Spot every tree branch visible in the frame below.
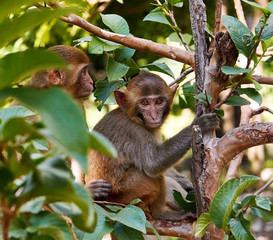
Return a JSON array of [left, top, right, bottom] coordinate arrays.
[[211, 122, 273, 168]]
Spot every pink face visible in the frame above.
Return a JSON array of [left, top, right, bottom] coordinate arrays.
[[137, 95, 168, 129]]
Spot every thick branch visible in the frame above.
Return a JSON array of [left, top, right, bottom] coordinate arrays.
[[148, 220, 194, 239], [60, 14, 195, 67], [211, 122, 273, 168]]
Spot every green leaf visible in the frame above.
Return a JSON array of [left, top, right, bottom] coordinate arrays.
[[173, 190, 196, 212], [145, 221, 160, 240], [143, 11, 171, 25], [0, 106, 35, 132], [0, 166, 14, 192], [19, 197, 45, 214], [74, 215, 113, 240], [0, 88, 89, 172], [210, 176, 259, 230], [215, 108, 225, 117], [115, 46, 136, 62], [229, 218, 255, 240], [101, 14, 130, 35], [9, 217, 28, 239], [251, 205, 273, 222], [88, 36, 121, 54], [113, 222, 145, 240], [0, 0, 40, 22], [222, 15, 255, 58], [221, 66, 251, 75], [1, 117, 43, 143], [195, 213, 211, 237], [225, 95, 250, 106], [110, 205, 147, 233], [242, 0, 271, 15], [167, 0, 183, 5], [237, 88, 262, 105], [0, 49, 66, 90], [249, 77, 263, 91], [0, 7, 76, 48], [107, 56, 130, 81], [141, 62, 175, 78], [255, 14, 273, 40], [267, 1, 273, 12], [94, 78, 126, 110], [241, 195, 271, 211], [194, 93, 212, 105], [27, 211, 74, 240], [89, 130, 117, 158]]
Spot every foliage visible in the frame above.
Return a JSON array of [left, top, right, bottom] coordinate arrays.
[[0, 1, 118, 239], [195, 176, 273, 239], [74, 200, 160, 240]]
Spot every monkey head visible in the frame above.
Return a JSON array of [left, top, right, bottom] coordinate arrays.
[[114, 70, 177, 129], [28, 45, 93, 99]]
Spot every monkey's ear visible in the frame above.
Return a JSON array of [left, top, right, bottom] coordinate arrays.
[[47, 70, 64, 86], [114, 90, 126, 110]]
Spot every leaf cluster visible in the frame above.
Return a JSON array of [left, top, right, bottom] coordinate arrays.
[[195, 176, 273, 240], [0, 1, 118, 239]]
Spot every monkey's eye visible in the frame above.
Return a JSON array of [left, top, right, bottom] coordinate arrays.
[[140, 99, 149, 106], [155, 99, 163, 105]]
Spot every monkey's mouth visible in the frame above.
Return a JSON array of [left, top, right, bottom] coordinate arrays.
[[145, 121, 161, 129]]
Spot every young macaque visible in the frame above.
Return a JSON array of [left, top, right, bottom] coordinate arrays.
[[85, 70, 218, 219], [27, 45, 93, 100]]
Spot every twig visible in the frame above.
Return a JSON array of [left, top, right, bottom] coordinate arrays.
[[161, 0, 190, 51], [94, 200, 127, 208], [47, 2, 195, 66], [168, 68, 194, 86], [233, 0, 247, 26], [255, 178, 273, 195], [250, 106, 273, 118]]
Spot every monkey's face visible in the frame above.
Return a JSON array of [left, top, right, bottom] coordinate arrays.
[[65, 64, 93, 99], [137, 95, 169, 129]]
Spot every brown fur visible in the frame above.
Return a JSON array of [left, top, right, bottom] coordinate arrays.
[[86, 71, 219, 219]]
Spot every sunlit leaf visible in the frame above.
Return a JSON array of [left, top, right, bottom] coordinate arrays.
[[0, 88, 89, 171], [142, 62, 175, 78], [210, 176, 259, 230], [195, 213, 211, 237], [0, 106, 35, 132], [242, 0, 271, 15], [101, 14, 130, 35], [0, 7, 76, 48], [143, 11, 171, 25]]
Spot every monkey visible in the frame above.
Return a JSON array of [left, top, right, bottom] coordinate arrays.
[[85, 70, 219, 220], [27, 45, 93, 101], [12, 45, 111, 191]]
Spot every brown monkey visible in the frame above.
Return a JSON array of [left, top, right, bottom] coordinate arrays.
[[85, 70, 219, 219], [23, 45, 111, 192], [27, 45, 93, 101]]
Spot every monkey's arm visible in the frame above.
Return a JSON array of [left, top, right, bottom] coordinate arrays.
[[143, 113, 218, 176]]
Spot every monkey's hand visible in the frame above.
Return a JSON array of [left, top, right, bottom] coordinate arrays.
[[86, 180, 112, 199], [192, 113, 219, 134]]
